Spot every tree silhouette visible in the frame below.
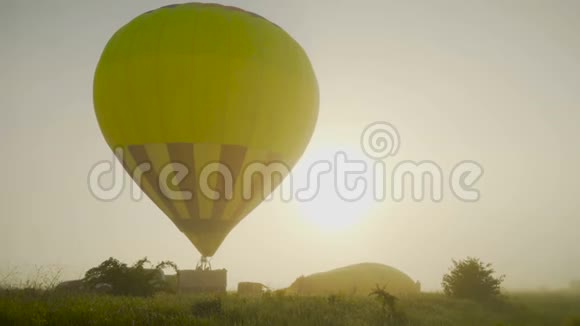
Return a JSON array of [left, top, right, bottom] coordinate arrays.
[[83, 257, 177, 296], [442, 257, 505, 301]]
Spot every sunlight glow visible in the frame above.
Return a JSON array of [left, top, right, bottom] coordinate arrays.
[[292, 146, 376, 231]]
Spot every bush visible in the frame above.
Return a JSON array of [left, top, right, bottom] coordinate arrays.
[[442, 257, 505, 301], [369, 285, 407, 324], [83, 257, 176, 297]]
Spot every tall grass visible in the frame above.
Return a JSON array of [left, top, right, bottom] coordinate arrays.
[[0, 289, 579, 325], [0, 265, 63, 291]]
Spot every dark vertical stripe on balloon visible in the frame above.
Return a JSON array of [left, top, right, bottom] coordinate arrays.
[[230, 151, 271, 221], [211, 144, 248, 220], [128, 144, 182, 227], [116, 148, 135, 181], [231, 150, 287, 221], [166, 142, 199, 220]]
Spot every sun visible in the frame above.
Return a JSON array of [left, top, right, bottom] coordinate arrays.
[[291, 145, 376, 231]]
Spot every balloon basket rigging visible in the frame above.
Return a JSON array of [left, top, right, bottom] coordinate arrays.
[[196, 256, 212, 271]]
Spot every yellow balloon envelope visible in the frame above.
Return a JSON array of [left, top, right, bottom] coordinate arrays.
[[93, 3, 318, 258]]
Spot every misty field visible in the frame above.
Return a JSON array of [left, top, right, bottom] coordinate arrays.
[[1, 290, 579, 326]]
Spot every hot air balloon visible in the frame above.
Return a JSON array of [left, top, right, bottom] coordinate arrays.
[[93, 3, 318, 268]]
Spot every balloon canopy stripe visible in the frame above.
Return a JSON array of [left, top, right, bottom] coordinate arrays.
[[123, 142, 285, 257], [128, 144, 182, 224], [167, 142, 199, 221]]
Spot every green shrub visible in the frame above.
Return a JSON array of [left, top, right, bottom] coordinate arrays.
[[83, 257, 175, 297], [442, 257, 505, 301]]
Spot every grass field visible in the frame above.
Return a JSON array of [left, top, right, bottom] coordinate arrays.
[[1, 289, 579, 325]]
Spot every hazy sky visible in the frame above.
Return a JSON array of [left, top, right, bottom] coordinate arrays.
[[1, 0, 579, 291]]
